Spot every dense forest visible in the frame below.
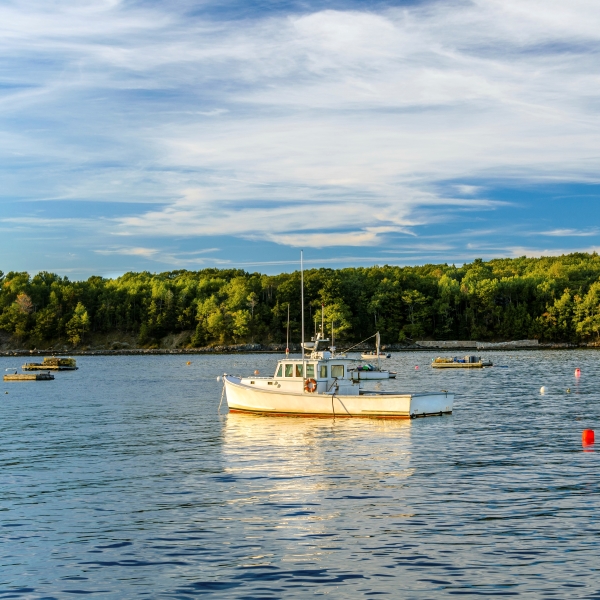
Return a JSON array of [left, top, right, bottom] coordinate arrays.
[[2, 252, 600, 348]]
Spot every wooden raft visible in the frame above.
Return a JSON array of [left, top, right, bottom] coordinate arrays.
[[22, 357, 77, 371], [4, 373, 55, 381], [431, 362, 486, 369]]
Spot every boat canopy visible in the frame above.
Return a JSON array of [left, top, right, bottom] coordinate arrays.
[[273, 356, 353, 380]]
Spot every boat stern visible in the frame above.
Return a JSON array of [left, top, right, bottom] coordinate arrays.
[[409, 391, 454, 417]]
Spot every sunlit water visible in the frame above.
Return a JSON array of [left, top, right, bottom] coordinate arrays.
[[1, 351, 599, 598]]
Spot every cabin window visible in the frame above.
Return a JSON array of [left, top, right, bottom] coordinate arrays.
[[295, 364, 303, 377], [276, 365, 282, 377], [285, 364, 293, 377], [306, 364, 315, 378], [320, 364, 327, 378], [331, 365, 344, 378]]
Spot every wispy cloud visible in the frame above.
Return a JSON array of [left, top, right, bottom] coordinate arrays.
[[539, 228, 599, 237], [1, 0, 600, 274], [94, 245, 224, 266]]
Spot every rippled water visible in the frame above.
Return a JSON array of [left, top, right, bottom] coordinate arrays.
[[1, 350, 600, 598]]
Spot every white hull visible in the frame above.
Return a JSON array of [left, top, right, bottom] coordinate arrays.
[[224, 375, 453, 418], [351, 370, 397, 380], [361, 353, 389, 360]]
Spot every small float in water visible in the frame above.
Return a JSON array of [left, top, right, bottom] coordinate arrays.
[[432, 356, 492, 369], [22, 357, 78, 371]]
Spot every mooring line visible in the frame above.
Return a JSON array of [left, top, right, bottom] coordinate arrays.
[[218, 381, 226, 413]]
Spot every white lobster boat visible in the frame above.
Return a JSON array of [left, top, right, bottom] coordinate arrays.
[[222, 252, 454, 419], [223, 350, 453, 418]]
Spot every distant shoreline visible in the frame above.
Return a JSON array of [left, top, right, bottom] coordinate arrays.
[[0, 343, 594, 357]]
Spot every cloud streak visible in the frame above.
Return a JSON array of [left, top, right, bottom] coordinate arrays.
[[1, 0, 600, 274]]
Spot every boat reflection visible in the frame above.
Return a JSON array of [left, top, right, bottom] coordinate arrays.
[[222, 412, 414, 488], [215, 410, 417, 570]]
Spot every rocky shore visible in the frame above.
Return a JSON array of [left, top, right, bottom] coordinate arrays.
[[0, 341, 596, 357]]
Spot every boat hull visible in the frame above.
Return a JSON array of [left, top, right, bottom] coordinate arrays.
[[224, 376, 453, 418], [350, 370, 397, 380]]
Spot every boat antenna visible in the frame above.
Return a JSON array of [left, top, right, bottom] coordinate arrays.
[[376, 331, 381, 370], [301, 250, 305, 373], [331, 320, 335, 354], [286, 303, 290, 356], [321, 304, 324, 337]]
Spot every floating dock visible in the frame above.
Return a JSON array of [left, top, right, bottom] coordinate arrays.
[[22, 357, 77, 371], [4, 373, 55, 381], [432, 356, 493, 369]]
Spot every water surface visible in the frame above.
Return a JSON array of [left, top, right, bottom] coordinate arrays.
[[1, 351, 599, 598]]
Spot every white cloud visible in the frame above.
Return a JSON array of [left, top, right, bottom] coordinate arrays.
[[1, 0, 600, 260], [95, 246, 160, 258], [455, 185, 483, 196]]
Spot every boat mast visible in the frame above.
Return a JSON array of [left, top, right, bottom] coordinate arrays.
[[286, 303, 290, 356], [376, 331, 380, 370], [321, 304, 324, 338], [331, 320, 335, 354], [301, 250, 305, 377]]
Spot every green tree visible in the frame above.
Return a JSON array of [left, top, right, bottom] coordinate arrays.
[[66, 302, 90, 346], [401, 290, 429, 339]]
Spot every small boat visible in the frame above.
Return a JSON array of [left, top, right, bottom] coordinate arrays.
[[360, 333, 391, 360], [354, 333, 393, 376], [222, 252, 453, 419], [302, 331, 331, 353], [306, 335, 395, 379], [349, 364, 397, 379], [22, 357, 78, 371], [360, 351, 391, 359], [432, 356, 492, 369]]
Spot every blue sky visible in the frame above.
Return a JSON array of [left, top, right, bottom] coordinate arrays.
[[1, 0, 600, 278]]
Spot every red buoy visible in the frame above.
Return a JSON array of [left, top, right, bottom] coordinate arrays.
[[575, 368, 581, 377], [415, 366, 419, 370], [582, 429, 595, 446]]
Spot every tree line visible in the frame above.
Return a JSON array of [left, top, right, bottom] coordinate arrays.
[[2, 252, 600, 348]]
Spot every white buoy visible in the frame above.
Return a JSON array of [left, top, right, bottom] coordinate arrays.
[[216, 375, 222, 382], [540, 386, 547, 394]]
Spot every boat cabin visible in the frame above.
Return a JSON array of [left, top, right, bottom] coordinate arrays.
[[240, 353, 360, 395]]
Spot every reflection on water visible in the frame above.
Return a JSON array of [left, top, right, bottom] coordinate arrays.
[[223, 413, 414, 507], [1, 351, 600, 597], [219, 414, 416, 590]]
